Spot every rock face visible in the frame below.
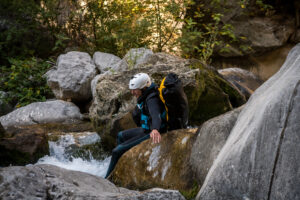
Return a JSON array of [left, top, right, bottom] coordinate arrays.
[[111, 129, 198, 193], [0, 91, 13, 116], [0, 164, 186, 200], [45, 51, 97, 102], [195, 0, 295, 57], [0, 125, 49, 166], [190, 106, 243, 185], [90, 53, 245, 149], [188, 1, 297, 81], [197, 44, 300, 199], [0, 100, 83, 128], [93, 51, 121, 73], [218, 68, 264, 99]]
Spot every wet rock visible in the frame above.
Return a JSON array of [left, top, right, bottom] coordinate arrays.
[[0, 126, 49, 166], [218, 68, 264, 99], [190, 106, 243, 185], [0, 100, 83, 129], [0, 164, 186, 200], [90, 53, 245, 149], [111, 129, 198, 193], [93, 51, 121, 73], [45, 51, 97, 102], [47, 131, 106, 161], [197, 43, 300, 200]]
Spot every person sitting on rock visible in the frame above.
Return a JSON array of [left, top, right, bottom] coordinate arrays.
[[105, 73, 167, 178]]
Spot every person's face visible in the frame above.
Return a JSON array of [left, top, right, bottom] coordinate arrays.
[[131, 89, 142, 98]]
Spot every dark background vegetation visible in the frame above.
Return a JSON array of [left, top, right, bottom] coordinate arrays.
[[0, 0, 280, 107]]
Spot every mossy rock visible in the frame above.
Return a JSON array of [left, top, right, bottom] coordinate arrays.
[[110, 128, 198, 192]]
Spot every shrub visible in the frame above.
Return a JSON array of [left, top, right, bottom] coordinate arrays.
[[0, 58, 53, 107]]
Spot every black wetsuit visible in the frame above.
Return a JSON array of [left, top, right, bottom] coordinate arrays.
[[105, 83, 166, 178]]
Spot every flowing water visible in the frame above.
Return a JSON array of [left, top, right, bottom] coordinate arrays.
[[36, 134, 111, 178]]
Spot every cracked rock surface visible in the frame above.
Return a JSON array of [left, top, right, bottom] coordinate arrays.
[[196, 44, 300, 200], [0, 164, 186, 200]]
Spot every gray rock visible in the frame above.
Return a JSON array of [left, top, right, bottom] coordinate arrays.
[[117, 188, 186, 200], [45, 51, 97, 102], [0, 91, 13, 116], [0, 164, 185, 200], [123, 48, 153, 69], [91, 74, 106, 98], [93, 51, 121, 73], [0, 100, 83, 128], [190, 106, 243, 185], [197, 44, 300, 199]]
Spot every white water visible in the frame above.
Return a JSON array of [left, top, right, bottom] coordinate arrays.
[[36, 134, 111, 178]]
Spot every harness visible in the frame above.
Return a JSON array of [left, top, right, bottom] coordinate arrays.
[[137, 101, 166, 131]]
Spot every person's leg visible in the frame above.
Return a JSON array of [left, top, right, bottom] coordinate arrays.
[[117, 127, 144, 145], [105, 128, 150, 178]]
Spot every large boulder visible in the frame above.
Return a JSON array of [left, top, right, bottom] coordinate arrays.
[[0, 125, 49, 166], [45, 51, 97, 102], [218, 68, 264, 99], [197, 44, 300, 199], [90, 53, 245, 149], [0, 164, 186, 200], [0, 100, 83, 129], [190, 106, 243, 185], [111, 129, 198, 194], [93, 51, 122, 73]]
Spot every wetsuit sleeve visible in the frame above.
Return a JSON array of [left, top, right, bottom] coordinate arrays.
[[147, 97, 162, 131]]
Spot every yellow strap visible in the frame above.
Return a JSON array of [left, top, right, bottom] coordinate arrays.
[[158, 77, 168, 121]]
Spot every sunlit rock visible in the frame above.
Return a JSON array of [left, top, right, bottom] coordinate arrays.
[[93, 51, 121, 73], [0, 100, 83, 128], [197, 43, 300, 200], [218, 68, 264, 99], [110, 129, 198, 194], [122, 48, 153, 69], [45, 51, 97, 102]]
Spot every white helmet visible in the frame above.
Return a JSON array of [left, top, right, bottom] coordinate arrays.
[[129, 73, 151, 89]]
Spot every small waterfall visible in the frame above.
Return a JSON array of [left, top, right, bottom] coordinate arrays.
[[36, 134, 111, 178]]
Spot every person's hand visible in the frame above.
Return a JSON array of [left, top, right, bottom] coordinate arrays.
[[150, 129, 161, 144]]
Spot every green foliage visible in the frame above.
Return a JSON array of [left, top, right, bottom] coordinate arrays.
[[179, 1, 237, 64], [180, 181, 199, 200], [0, 0, 54, 64], [0, 58, 53, 107]]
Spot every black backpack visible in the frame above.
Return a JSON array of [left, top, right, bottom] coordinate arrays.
[[158, 73, 189, 131]]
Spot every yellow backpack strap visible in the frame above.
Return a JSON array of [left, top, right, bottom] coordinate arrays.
[[158, 77, 168, 121]]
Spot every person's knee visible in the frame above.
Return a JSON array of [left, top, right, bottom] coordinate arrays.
[[117, 131, 123, 144], [112, 145, 123, 157]]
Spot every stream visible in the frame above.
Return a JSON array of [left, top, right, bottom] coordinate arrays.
[[36, 134, 111, 178]]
